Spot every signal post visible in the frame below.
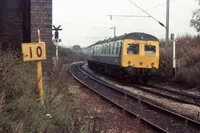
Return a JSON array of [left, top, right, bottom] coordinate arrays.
[[52, 25, 62, 66]]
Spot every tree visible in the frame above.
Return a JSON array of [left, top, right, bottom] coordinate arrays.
[[72, 45, 82, 53], [191, 1, 200, 32]]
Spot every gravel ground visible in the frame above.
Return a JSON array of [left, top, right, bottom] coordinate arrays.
[[66, 71, 158, 133], [101, 77, 200, 120], [149, 79, 200, 96], [82, 64, 200, 121]]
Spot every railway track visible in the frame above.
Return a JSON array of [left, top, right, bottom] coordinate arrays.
[[83, 63, 200, 107], [69, 62, 200, 133], [131, 83, 200, 107]]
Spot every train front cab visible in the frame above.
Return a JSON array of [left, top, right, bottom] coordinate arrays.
[[121, 39, 159, 79]]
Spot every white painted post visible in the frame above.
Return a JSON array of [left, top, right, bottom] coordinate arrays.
[[53, 39, 59, 67], [171, 33, 176, 77], [56, 43, 58, 61]]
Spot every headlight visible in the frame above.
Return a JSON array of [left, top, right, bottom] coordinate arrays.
[[151, 62, 154, 67]]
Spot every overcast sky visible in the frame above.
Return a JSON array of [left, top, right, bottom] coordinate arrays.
[[53, 0, 199, 47]]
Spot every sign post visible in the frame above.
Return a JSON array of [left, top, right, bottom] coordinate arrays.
[[22, 29, 46, 105], [37, 29, 44, 105]]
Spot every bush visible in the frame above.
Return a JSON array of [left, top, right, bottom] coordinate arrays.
[[158, 34, 200, 87], [58, 46, 87, 64], [0, 50, 86, 133]]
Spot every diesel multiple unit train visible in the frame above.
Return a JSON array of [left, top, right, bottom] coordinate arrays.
[[86, 32, 159, 83]]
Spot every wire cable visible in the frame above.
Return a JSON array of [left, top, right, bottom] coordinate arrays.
[[133, 0, 176, 16], [134, 3, 165, 15], [127, 0, 166, 28]]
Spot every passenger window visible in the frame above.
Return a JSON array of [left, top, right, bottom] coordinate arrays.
[[104, 45, 106, 54], [116, 42, 119, 55], [106, 45, 108, 54], [102, 45, 105, 54], [93, 47, 95, 55], [145, 45, 156, 55], [127, 44, 139, 54], [110, 43, 113, 54], [101, 46, 102, 55], [112, 43, 115, 55], [96, 46, 99, 55], [109, 43, 111, 54]]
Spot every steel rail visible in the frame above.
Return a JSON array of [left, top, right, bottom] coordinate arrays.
[[69, 62, 168, 133], [83, 63, 200, 107], [69, 62, 200, 133], [79, 64, 200, 121], [132, 84, 200, 106], [146, 83, 200, 105]]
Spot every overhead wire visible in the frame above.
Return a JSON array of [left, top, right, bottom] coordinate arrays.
[[127, 0, 166, 28], [133, 0, 176, 16], [133, 3, 166, 15], [110, 0, 177, 21]]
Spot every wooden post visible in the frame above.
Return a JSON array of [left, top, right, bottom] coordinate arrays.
[[37, 29, 44, 105]]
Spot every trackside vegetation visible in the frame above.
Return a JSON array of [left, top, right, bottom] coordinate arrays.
[[159, 34, 200, 88], [0, 48, 87, 133]]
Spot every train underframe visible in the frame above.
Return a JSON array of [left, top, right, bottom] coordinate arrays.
[[88, 61, 153, 84]]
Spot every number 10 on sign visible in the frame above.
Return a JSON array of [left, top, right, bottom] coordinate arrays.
[[22, 43, 46, 62]]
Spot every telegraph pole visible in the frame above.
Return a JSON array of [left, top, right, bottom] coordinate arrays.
[[166, 0, 170, 55]]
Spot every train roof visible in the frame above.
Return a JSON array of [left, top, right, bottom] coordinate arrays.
[[88, 32, 159, 47]]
